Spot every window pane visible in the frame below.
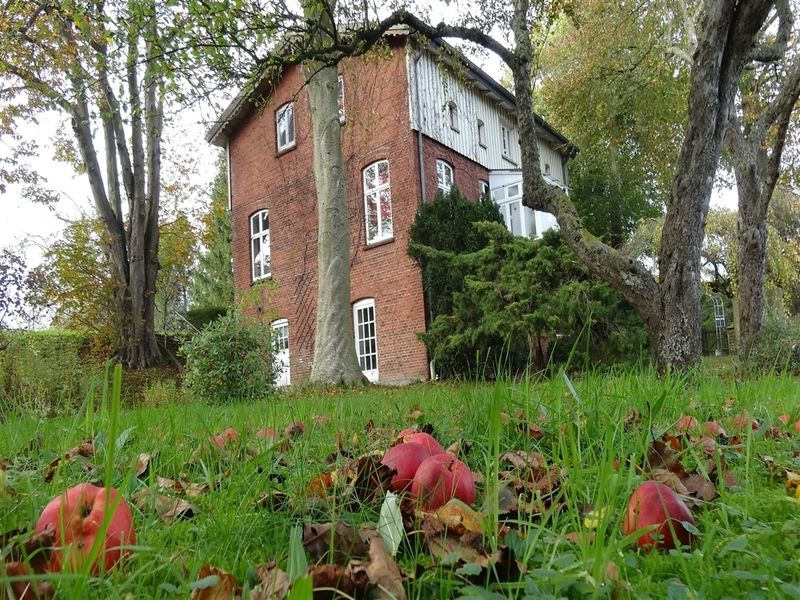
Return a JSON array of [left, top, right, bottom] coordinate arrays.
[[377, 161, 389, 186], [251, 214, 260, 234], [364, 165, 376, 190], [379, 189, 392, 236], [366, 193, 379, 240]]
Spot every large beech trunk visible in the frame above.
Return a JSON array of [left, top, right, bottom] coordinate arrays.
[[303, 0, 367, 385]]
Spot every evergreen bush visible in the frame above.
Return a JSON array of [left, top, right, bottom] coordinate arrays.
[[180, 313, 277, 403]]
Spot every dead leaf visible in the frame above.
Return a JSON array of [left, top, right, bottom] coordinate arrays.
[[1, 561, 54, 600], [190, 564, 241, 600], [0, 528, 54, 575], [312, 415, 331, 426], [44, 440, 96, 482], [363, 531, 407, 600], [563, 531, 596, 544], [405, 406, 424, 421], [303, 522, 369, 565], [650, 469, 690, 496], [309, 563, 367, 600], [132, 488, 198, 523], [431, 500, 484, 536], [283, 422, 305, 438], [646, 440, 681, 473], [134, 453, 151, 478], [249, 559, 290, 600], [624, 409, 642, 428], [683, 473, 717, 502]]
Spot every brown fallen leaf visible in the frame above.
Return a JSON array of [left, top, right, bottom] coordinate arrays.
[[650, 469, 690, 496], [363, 531, 407, 600], [303, 522, 369, 566], [134, 453, 151, 478], [429, 500, 484, 536], [309, 563, 367, 600], [190, 564, 241, 600], [683, 472, 717, 502], [249, 559, 290, 600], [132, 488, 198, 523], [1, 561, 55, 600], [44, 440, 96, 482], [0, 528, 54, 575]]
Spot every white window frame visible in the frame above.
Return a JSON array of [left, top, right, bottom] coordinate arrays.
[[501, 124, 511, 159], [447, 101, 459, 132], [363, 160, 393, 244], [250, 209, 271, 281], [477, 119, 486, 148], [337, 74, 345, 124], [436, 159, 454, 195], [271, 318, 290, 386], [276, 102, 295, 152], [479, 180, 490, 198], [353, 298, 378, 382]]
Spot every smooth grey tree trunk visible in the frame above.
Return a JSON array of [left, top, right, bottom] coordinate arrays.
[[727, 56, 800, 358], [303, 0, 367, 385]]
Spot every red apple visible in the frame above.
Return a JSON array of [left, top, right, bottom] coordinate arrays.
[[210, 427, 238, 448], [778, 414, 790, 425], [380, 442, 431, 491], [705, 421, 727, 437], [676, 416, 698, 433], [623, 481, 695, 551], [35, 483, 136, 572], [256, 427, 278, 442], [395, 427, 417, 442], [411, 453, 476, 510], [401, 432, 445, 456]]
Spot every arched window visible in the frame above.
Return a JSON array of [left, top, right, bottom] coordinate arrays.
[[436, 159, 454, 194], [250, 209, 270, 281], [363, 160, 392, 243]]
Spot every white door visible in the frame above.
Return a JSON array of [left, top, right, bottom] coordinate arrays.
[[353, 299, 379, 383], [271, 319, 290, 386]]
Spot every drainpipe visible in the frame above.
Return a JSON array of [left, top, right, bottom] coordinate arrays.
[[413, 50, 427, 205], [226, 140, 233, 210], [412, 48, 435, 380]]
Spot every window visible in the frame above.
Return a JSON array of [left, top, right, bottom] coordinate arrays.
[[477, 119, 486, 147], [276, 102, 295, 151], [544, 163, 551, 177], [479, 180, 490, 198], [271, 319, 290, 386], [337, 74, 345, 124], [501, 124, 511, 158], [353, 298, 378, 382], [363, 160, 393, 243], [447, 101, 459, 132], [250, 209, 271, 281], [436, 160, 454, 195]]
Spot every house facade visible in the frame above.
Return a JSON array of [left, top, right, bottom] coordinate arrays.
[[207, 29, 574, 386]]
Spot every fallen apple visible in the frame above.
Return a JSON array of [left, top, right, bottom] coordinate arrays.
[[35, 483, 136, 572], [704, 420, 727, 437], [380, 442, 431, 492], [676, 415, 698, 433], [210, 427, 238, 448], [401, 432, 445, 456], [623, 481, 695, 551], [411, 453, 476, 510]]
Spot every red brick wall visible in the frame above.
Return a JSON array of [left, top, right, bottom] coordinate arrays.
[[227, 40, 430, 385], [420, 136, 490, 203]]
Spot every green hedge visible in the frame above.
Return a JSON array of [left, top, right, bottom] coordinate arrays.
[[0, 329, 102, 418]]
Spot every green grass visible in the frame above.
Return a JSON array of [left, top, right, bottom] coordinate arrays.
[[2, 365, 800, 598]]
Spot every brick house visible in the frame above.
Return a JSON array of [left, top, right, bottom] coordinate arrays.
[[206, 28, 574, 386]]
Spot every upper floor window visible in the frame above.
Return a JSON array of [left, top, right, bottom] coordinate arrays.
[[477, 119, 486, 148], [337, 74, 345, 124], [447, 101, 459, 132], [436, 160, 454, 195], [501, 124, 511, 159], [479, 180, 490, 198], [250, 209, 271, 281], [276, 103, 295, 152], [363, 160, 393, 244]]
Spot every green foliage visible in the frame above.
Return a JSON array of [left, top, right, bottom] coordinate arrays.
[[190, 156, 234, 312], [743, 314, 800, 376], [0, 329, 100, 418], [184, 306, 229, 331], [181, 313, 277, 404], [420, 226, 648, 378], [537, 0, 688, 243], [156, 212, 198, 334], [408, 188, 505, 319]]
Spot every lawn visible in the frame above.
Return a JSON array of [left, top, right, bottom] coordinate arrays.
[[1, 366, 800, 599]]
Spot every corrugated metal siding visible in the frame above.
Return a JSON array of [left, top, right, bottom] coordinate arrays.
[[408, 49, 566, 178]]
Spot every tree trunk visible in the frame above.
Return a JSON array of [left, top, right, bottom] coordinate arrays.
[[303, 1, 367, 385], [736, 188, 768, 358]]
